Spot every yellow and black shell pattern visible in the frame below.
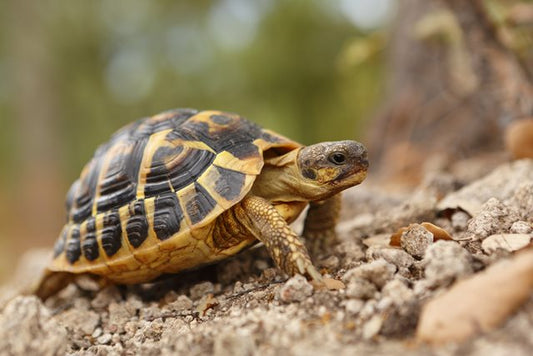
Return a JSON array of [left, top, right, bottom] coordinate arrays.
[[49, 109, 301, 283]]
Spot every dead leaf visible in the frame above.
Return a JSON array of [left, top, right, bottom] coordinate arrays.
[[196, 294, 218, 316], [482, 234, 532, 253], [416, 248, 533, 344], [420, 222, 453, 241]]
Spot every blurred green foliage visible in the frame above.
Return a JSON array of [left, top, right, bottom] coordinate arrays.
[[0, 0, 391, 279], [0, 0, 387, 184]]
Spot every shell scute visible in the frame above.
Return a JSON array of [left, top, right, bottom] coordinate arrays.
[[49, 109, 302, 281], [153, 193, 184, 241]]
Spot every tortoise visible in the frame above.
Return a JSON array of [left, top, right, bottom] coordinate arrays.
[[35, 109, 368, 298]]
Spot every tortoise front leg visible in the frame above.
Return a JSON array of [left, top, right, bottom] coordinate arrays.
[[302, 194, 341, 259], [235, 196, 322, 282]]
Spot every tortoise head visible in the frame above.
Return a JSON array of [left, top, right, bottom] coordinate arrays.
[[297, 140, 368, 199]]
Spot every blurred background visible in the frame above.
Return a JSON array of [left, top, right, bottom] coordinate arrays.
[[1, 0, 531, 282], [0, 0, 394, 279]]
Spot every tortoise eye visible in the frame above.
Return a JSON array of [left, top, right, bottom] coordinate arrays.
[[328, 152, 346, 165]]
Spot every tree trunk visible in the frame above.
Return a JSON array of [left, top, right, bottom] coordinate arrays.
[[367, 0, 533, 185]]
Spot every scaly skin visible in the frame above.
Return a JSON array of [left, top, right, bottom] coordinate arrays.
[[302, 194, 341, 259], [235, 196, 323, 282]]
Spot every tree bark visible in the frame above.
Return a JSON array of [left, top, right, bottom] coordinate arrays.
[[367, 0, 533, 185]]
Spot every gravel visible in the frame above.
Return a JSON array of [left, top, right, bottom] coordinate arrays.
[[1, 159, 532, 355]]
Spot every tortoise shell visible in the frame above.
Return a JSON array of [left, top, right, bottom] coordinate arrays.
[[49, 109, 301, 283]]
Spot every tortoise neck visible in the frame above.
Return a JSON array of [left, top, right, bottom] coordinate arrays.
[[250, 149, 333, 203], [250, 150, 306, 203]]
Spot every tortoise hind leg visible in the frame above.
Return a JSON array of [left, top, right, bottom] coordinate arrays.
[[302, 194, 341, 259], [235, 196, 323, 282], [31, 270, 75, 300]]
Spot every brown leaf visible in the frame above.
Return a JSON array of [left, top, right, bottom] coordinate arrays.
[[196, 294, 219, 316], [416, 248, 533, 344], [420, 222, 453, 241]]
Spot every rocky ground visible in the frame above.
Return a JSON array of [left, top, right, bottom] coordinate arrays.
[[0, 158, 532, 356]]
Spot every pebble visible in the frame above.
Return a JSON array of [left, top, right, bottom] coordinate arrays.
[[366, 246, 415, 270], [190, 281, 215, 300], [422, 241, 473, 287], [168, 295, 194, 312], [451, 211, 471, 231], [467, 198, 519, 239], [381, 279, 415, 307], [400, 224, 434, 258], [362, 315, 383, 340], [92, 327, 103, 338], [344, 299, 365, 315], [277, 275, 313, 303], [510, 221, 532, 234], [342, 259, 396, 289], [345, 278, 377, 300], [97, 333, 113, 345]]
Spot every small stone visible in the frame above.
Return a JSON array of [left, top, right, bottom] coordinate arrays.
[[345, 278, 377, 299], [400, 224, 434, 258], [190, 281, 215, 300], [366, 246, 415, 270], [422, 241, 473, 288], [92, 327, 103, 339], [510, 221, 532, 234], [451, 211, 470, 231], [342, 260, 396, 289], [168, 295, 194, 312], [362, 315, 383, 340], [97, 333, 112, 345], [482, 234, 532, 253], [90, 285, 122, 310], [467, 198, 519, 239], [277, 275, 313, 303], [381, 279, 415, 307], [344, 299, 365, 315], [359, 300, 378, 319]]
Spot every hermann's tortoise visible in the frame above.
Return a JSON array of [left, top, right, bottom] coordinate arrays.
[[36, 109, 368, 298]]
